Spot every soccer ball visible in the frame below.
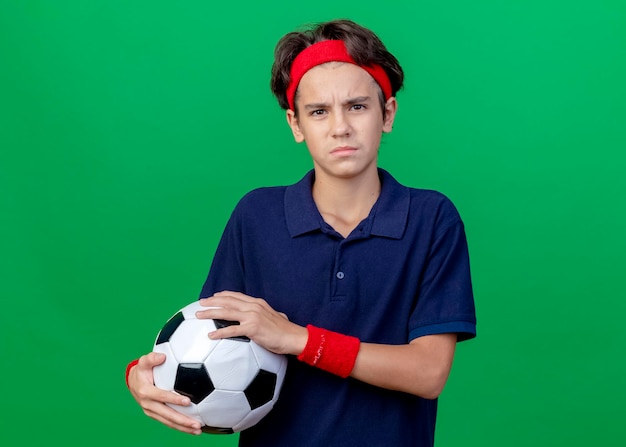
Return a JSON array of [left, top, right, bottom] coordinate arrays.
[[152, 300, 288, 434]]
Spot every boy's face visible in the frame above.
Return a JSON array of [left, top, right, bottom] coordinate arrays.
[[286, 62, 397, 181]]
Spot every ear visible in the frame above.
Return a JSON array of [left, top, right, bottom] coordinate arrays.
[[382, 97, 398, 133], [286, 109, 305, 143]]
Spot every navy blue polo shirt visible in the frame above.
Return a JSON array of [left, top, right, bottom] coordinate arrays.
[[200, 168, 476, 447]]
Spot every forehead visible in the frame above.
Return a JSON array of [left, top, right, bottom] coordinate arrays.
[[296, 62, 380, 100]]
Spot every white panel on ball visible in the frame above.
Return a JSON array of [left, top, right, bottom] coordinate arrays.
[[196, 390, 251, 428], [206, 340, 258, 391], [152, 342, 178, 389], [168, 318, 218, 363]]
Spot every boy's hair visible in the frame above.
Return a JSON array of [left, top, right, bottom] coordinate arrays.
[[270, 19, 405, 112]]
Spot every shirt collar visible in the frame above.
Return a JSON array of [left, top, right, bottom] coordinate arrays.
[[284, 169, 410, 239]]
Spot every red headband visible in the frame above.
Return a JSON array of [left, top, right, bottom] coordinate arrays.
[[286, 39, 393, 110]]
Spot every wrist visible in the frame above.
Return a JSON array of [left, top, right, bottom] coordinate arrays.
[[297, 325, 360, 378], [291, 325, 310, 356], [125, 359, 139, 388]]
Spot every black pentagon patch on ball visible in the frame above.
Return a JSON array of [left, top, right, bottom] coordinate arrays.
[[174, 363, 215, 404], [156, 311, 185, 345], [213, 319, 251, 342], [201, 425, 235, 435], [244, 369, 277, 410]]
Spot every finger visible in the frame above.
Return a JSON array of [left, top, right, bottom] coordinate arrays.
[[196, 304, 242, 320], [195, 298, 256, 320], [213, 290, 252, 300], [195, 304, 227, 321], [208, 291, 261, 305], [144, 403, 203, 435], [133, 379, 184, 406], [157, 389, 193, 407], [138, 351, 166, 368], [135, 388, 198, 427], [208, 322, 248, 340], [133, 367, 191, 408], [199, 292, 240, 306]]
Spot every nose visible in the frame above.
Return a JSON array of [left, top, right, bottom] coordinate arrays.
[[330, 110, 351, 137]]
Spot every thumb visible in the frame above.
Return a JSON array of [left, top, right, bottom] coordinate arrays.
[[145, 351, 166, 366]]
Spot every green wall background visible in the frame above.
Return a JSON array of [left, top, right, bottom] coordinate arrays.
[[1, 1, 625, 446]]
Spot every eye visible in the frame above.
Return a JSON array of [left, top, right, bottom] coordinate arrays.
[[310, 109, 326, 116], [351, 104, 366, 111]]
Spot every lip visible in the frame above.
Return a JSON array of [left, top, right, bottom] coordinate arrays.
[[331, 146, 358, 156]]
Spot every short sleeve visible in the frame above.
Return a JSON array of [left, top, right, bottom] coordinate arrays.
[[199, 205, 246, 298], [408, 218, 476, 342]]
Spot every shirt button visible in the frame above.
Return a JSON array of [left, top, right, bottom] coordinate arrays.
[[336, 271, 345, 279]]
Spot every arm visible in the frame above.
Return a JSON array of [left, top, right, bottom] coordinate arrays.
[[199, 292, 457, 400], [352, 334, 456, 399]]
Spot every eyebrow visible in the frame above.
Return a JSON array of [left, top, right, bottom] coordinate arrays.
[[303, 96, 372, 110]]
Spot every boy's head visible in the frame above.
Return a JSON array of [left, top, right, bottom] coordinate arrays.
[[270, 19, 404, 116]]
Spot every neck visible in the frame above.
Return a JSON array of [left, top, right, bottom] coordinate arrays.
[[312, 168, 381, 237]]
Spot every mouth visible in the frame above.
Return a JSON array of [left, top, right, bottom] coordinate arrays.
[[331, 146, 358, 157]]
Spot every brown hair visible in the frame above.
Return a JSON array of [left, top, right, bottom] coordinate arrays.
[[270, 19, 404, 112]]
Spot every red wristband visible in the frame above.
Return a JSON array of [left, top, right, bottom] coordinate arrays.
[[125, 359, 139, 388], [297, 325, 360, 378]]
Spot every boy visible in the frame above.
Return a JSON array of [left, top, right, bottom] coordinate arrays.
[[127, 19, 476, 446]]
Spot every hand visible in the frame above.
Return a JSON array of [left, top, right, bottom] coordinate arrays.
[[198, 291, 308, 356], [127, 352, 203, 435]]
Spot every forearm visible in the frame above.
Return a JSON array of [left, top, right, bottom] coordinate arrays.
[[198, 293, 458, 399], [350, 334, 457, 399]]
